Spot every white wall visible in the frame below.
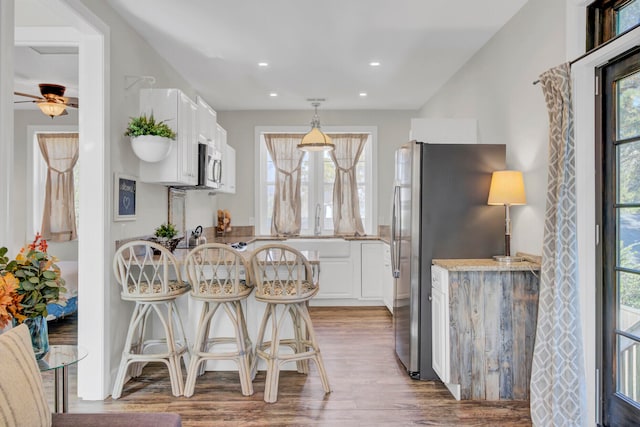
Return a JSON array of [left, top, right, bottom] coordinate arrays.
[[216, 109, 415, 228], [75, 0, 216, 393], [418, 0, 566, 256]]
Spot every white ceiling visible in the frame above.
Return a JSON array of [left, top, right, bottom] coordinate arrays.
[[105, 0, 528, 110], [14, 0, 529, 112]]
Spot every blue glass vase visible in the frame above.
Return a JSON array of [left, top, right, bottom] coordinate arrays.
[[13, 316, 49, 359]]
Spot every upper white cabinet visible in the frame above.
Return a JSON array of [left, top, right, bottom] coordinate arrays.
[[221, 142, 236, 194], [196, 95, 217, 147], [139, 88, 198, 185], [216, 124, 236, 194]]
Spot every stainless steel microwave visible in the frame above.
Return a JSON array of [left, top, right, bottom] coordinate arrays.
[[198, 143, 222, 189]]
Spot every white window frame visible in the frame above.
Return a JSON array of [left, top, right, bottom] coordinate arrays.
[[27, 125, 79, 239], [254, 125, 377, 236]]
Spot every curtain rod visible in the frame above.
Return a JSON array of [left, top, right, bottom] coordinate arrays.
[[532, 35, 640, 85]]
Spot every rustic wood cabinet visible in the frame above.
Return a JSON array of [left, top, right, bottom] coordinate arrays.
[[431, 259, 540, 400]]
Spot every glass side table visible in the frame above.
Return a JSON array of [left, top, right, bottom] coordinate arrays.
[[38, 345, 88, 413]]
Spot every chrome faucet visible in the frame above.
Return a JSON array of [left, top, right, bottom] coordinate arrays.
[[314, 203, 322, 235]]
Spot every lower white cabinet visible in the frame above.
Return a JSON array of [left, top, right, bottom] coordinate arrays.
[[361, 242, 383, 299], [252, 239, 388, 306], [382, 243, 393, 313], [431, 265, 451, 385]]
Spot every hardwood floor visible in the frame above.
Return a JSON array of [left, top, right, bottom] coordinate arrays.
[[45, 307, 532, 426]]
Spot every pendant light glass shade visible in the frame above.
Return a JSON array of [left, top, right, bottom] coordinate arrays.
[[298, 102, 334, 152], [37, 101, 66, 118]]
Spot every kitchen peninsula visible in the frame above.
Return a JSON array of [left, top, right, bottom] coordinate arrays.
[[431, 258, 540, 401]]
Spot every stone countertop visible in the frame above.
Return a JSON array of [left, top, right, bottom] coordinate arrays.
[[171, 247, 320, 264], [432, 258, 541, 272]]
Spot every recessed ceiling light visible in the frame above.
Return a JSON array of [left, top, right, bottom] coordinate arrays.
[[269, 92, 278, 97], [359, 92, 368, 97], [258, 62, 269, 67], [369, 61, 381, 67]]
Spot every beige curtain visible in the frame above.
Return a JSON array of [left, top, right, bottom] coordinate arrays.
[[264, 134, 304, 235], [38, 133, 79, 242], [329, 134, 368, 235]]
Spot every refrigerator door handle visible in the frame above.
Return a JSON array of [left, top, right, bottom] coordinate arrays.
[[391, 185, 401, 279]]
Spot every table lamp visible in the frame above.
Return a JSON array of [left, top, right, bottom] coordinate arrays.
[[488, 170, 526, 262]]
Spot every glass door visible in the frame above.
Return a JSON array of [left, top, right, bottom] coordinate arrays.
[[600, 47, 640, 426]]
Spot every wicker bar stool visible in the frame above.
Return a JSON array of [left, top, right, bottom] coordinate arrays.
[[183, 243, 254, 397], [111, 240, 190, 399], [249, 244, 330, 403]]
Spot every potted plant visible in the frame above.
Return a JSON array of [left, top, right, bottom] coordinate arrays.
[[149, 222, 183, 253], [0, 234, 66, 359], [125, 113, 176, 163]]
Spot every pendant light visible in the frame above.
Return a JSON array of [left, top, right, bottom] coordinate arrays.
[[298, 101, 334, 152]]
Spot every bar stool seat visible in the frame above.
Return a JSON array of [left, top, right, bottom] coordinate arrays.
[[111, 240, 190, 399], [183, 243, 254, 397], [249, 244, 331, 403]]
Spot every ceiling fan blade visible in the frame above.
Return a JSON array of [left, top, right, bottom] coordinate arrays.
[[14, 91, 43, 100], [14, 100, 37, 104], [66, 97, 79, 108]]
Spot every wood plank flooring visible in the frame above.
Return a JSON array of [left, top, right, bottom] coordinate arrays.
[[45, 307, 532, 426]]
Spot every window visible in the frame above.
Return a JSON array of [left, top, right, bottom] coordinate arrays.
[[29, 128, 80, 238], [588, 0, 640, 50], [256, 126, 376, 236]]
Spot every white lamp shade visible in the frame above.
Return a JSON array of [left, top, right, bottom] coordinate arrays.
[[298, 127, 334, 151], [488, 170, 527, 205]]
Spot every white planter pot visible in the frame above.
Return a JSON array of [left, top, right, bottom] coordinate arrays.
[[131, 135, 173, 163]]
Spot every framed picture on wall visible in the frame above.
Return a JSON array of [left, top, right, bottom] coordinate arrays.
[[114, 173, 137, 221]]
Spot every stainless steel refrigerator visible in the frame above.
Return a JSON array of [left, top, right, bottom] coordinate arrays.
[[391, 141, 506, 380]]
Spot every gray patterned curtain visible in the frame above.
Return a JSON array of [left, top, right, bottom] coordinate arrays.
[[530, 63, 587, 426]]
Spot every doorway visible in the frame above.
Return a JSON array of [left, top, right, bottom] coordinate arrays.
[[598, 46, 640, 426], [12, 0, 109, 399]]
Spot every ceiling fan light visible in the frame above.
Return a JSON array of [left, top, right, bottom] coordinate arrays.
[[37, 101, 66, 118]]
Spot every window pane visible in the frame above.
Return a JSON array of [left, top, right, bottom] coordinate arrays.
[[618, 141, 640, 204], [617, 0, 640, 35], [617, 335, 640, 404], [358, 185, 366, 220], [300, 184, 309, 231], [617, 70, 640, 141], [619, 208, 640, 272], [324, 159, 335, 183], [356, 161, 365, 182], [266, 161, 275, 182], [323, 184, 333, 229], [619, 271, 640, 316]]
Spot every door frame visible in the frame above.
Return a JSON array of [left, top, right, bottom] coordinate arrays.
[[573, 23, 640, 426], [9, 0, 111, 399]]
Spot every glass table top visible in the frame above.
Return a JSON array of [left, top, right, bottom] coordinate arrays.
[[37, 345, 88, 371]]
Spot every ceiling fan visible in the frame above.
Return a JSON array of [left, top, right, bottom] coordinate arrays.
[[14, 83, 79, 118]]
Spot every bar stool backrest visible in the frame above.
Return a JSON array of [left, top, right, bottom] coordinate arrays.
[[113, 240, 186, 301], [250, 244, 317, 302], [184, 243, 253, 299]]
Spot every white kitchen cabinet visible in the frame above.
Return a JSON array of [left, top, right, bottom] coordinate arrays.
[[382, 243, 393, 313], [139, 88, 198, 185], [431, 265, 451, 385], [252, 239, 355, 301], [361, 242, 383, 299], [219, 133, 236, 194], [196, 95, 217, 147]]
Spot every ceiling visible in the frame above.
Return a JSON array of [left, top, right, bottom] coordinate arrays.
[[14, 0, 529, 112]]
